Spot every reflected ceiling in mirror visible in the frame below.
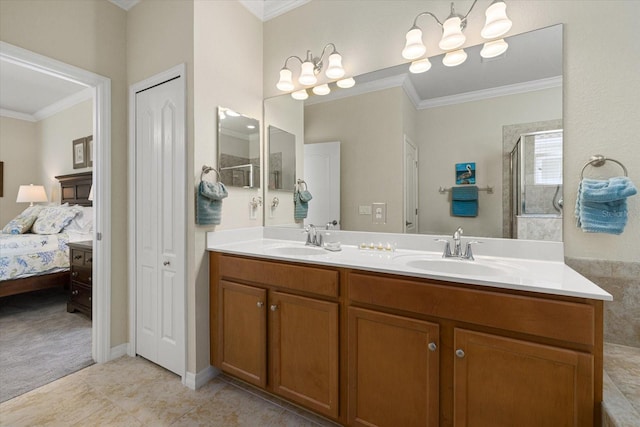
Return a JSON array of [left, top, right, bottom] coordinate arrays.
[[263, 25, 563, 239], [218, 106, 260, 189]]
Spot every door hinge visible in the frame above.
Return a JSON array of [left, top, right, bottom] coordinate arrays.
[[96, 232, 102, 241]]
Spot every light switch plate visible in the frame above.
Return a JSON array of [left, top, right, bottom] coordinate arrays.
[[372, 202, 386, 224], [359, 205, 372, 215]]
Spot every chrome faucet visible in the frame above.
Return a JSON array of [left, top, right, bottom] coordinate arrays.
[[304, 224, 323, 247], [435, 226, 480, 260]]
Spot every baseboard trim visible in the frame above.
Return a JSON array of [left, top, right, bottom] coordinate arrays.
[[184, 365, 220, 390], [109, 343, 129, 360]]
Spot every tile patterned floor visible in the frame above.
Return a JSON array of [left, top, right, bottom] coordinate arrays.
[[0, 356, 338, 426]]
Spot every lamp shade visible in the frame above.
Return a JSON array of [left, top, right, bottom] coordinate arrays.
[[336, 77, 355, 89], [291, 89, 309, 100], [312, 84, 331, 96], [299, 61, 317, 85], [481, 39, 509, 58], [409, 58, 432, 74], [481, 0, 512, 39], [276, 68, 294, 91], [442, 49, 467, 67], [88, 185, 94, 201], [16, 184, 48, 206], [402, 27, 427, 60], [439, 16, 466, 50], [325, 53, 345, 79]]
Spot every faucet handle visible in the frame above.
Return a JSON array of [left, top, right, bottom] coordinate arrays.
[[434, 238, 452, 258], [453, 226, 463, 239], [463, 240, 482, 260]]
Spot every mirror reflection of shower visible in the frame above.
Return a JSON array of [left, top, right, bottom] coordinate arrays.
[[510, 130, 563, 241]]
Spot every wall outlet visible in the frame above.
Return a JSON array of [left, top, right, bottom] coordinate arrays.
[[372, 202, 386, 224], [359, 205, 372, 215]]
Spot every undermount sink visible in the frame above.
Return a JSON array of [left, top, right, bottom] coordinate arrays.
[[265, 245, 327, 256], [403, 258, 518, 277]]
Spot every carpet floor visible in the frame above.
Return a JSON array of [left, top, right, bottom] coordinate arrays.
[[0, 287, 93, 403]]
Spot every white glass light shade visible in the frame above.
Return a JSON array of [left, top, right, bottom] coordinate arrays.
[[336, 77, 355, 89], [409, 58, 432, 74], [88, 185, 94, 201], [325, 53, 345, 79], [298, 61, 317, 86], [312, 84, 331, 96], [402, 27, 427, 60], [276, 68, 294, 91], [439, 16, 466, 50], [16, 184, 48, 206], [442, 49, 467, 67], [481, 39, 509, 58], [291, 89, 309, 100], [481, 0, 512, 39]]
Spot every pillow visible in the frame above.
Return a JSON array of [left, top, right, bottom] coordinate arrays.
[[63, 206, 93, 233], [32, 206, 81, 235], [2, 205, 44, 234]]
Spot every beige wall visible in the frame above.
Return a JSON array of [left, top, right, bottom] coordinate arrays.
[[305, 87, 404, 232], [1, 0, 129, 347], [0, 117, 39, 226], [193, 0, 263, 372], [264, 0, 640, 262], [38, 99, 93, 203]]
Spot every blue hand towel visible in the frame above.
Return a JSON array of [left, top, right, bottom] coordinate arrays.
[[575, 177, 637, 234], [294, 190, 312, 220], [451, 186, 478, 217], [197, 181, 228, 225]]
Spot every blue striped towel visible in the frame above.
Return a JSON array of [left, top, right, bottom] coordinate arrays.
[[575, 177, 637, 234], [451, 186, 478, 217], [294, 190, 312, 220], [197, 181, 228, 225]]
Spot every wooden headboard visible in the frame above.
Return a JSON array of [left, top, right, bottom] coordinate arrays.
[[55, 172, 93, 206]]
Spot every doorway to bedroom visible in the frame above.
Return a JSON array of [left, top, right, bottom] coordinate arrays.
[[0, 42, 111, 401]]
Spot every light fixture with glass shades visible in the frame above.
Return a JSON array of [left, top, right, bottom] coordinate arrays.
[[402, 0, 513, 72], [16, 184, 48, 206], [276, 43, 356, 99]]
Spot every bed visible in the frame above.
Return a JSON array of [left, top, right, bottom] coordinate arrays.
[[0, 172, 93, 297]]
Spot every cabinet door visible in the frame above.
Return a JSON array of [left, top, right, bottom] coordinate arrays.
[[453, 328, 594, 427], [348, 307, 439, 427], [219, 281, 267, 388], [270, 291, 339, 418]]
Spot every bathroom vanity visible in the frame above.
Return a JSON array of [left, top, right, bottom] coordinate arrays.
[[208, 228, 611, 427]]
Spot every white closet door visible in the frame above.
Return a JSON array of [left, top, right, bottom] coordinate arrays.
[[304, 141, 341, 229], [404, 136, 419, 234], [135, 76, 185, 376]]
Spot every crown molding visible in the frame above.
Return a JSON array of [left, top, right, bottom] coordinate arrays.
[[33, 87, 94, 121], [238, 0, 310, 21], [108, 0, 140, 11], [304, 74, 407, 106], [0, 109, 36, 122]]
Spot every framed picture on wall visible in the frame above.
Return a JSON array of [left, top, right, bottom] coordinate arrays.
[[73, 137, 87, 169], [86, 135, 93, 167]]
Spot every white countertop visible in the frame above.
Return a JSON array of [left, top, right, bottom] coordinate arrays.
[[207, 227, 612, 301]]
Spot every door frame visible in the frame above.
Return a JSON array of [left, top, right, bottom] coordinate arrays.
[[127, 64, 187, 380], [0, 41, 112, 363]]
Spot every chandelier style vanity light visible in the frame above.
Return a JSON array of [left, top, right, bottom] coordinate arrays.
[[276, 43, 355, 99], [402, 0, 512, 72]]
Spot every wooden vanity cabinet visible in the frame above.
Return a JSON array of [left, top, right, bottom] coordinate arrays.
[[211, 253, 340, 420]]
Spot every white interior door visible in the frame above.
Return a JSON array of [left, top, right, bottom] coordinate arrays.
[[135, 76, 185, 376], [303, 142, 341, 229], [404, 136, 419, 234]]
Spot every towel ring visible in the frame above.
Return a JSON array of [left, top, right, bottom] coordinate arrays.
[[200, 165, 221, 182], [580, 155, 628, 179], [296, 179, 307, 191]]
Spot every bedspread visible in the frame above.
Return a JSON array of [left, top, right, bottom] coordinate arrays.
[[0, 233, 70, 281]]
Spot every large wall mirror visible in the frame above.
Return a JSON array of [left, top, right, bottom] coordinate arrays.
[[263, 25, 563, 240], [218, 106, 260, 189]]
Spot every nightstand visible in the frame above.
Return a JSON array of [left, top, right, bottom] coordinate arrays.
[[67, 241, 93, 319]]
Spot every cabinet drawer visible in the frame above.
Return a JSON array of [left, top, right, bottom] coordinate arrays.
[[70, 249, 85, 266], [220, 255, 339, 298], [71, 267, 92, 285], [348, 272, 595, 346], [83, 251, 93, 267], [70, 283, 91, 308]]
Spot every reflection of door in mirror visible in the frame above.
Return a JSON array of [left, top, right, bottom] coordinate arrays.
[[218, 107, 260, 189], [404, 136, 418, 234], [268, 126, 296, 192], [304, 142, 341, 229]]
